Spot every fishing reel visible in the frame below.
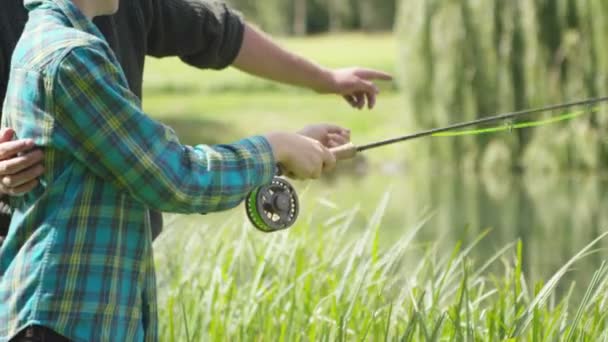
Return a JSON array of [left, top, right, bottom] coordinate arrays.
[[244, 143, 356, 232], [245, 176, 299, 233]]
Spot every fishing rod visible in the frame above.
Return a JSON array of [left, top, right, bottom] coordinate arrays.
[[331, 96, 608, 160], [246, 96, 608, 233]]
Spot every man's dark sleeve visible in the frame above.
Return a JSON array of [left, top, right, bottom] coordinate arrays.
[[144, 0, 245, 70]]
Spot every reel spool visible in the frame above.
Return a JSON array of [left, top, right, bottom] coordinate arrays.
[[246, 177, 299, 233]]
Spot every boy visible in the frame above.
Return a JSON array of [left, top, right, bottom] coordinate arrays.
[[0, 0, 344, 340]]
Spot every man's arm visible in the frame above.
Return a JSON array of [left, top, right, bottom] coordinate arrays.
[[0, 128, 43, 241], [144, 0, 392, 109], [233, 24, 393, 109]]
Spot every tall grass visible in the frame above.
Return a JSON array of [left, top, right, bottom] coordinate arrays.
[[154, 194, 608, 341]]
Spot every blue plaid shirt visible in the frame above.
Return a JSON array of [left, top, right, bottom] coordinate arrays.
[[0, 0, 275, 341]]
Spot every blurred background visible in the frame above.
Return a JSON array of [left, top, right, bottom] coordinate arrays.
[[147, 0, 608, 299]]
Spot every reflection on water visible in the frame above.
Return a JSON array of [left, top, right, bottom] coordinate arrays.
[[306, 167, 608, 298], [423, 171, 606, 290]]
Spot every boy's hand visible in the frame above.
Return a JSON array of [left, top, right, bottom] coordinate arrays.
[[265, 132, 336, 180], [297, 124, 350, 148], [0, 128, 44, 196]]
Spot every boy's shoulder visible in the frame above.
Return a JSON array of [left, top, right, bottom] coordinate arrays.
[[13, 16, 110, 73]]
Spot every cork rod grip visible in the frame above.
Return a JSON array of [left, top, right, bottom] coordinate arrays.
[[330, 142, 358, 160]]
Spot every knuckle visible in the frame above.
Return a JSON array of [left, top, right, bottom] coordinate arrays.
[[2, 176, 13, 187]]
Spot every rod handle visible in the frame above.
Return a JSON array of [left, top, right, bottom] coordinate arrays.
[[330, 143, 358, 160]]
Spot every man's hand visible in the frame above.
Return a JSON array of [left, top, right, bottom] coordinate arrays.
[[321, 68, 392, 110], [0, 128, 44, 196], [297, 124, 350, 148]]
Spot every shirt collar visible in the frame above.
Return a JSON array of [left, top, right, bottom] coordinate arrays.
[[24, 0, 105, 40]]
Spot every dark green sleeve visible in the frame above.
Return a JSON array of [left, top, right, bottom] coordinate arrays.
[[144, 0, 245, 70]]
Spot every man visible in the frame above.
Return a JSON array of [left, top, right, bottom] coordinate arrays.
[[0, 0, 391, 240]]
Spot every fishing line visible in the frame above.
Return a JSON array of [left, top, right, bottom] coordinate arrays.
[[432, 106, 597, 137], [353, 96, 608, 154]]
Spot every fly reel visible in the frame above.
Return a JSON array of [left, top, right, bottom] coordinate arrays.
[[246, 177, 299, 233]]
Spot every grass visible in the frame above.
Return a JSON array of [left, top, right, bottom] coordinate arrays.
[[155, 194, 608, 341], [146, 33, 608, 340]]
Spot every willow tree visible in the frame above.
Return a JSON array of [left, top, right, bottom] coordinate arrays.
[[227, 0, 292, 34], [397, 0, 608, 172]]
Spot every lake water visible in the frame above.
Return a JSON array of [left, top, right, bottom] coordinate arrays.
[[303, 165, 608, 298], [161, 158, 608, 300]]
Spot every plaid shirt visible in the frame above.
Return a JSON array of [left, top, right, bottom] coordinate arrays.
[[0, 0, 275, 341]]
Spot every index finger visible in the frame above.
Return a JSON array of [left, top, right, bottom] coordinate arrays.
[[357, 69, 393, 81]]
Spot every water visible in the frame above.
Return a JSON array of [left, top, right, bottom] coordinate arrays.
[[305, 166, 608, 296], [162, 160, 608, 299]]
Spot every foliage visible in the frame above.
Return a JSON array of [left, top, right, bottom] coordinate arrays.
[[226, 0, 397, 35], [154, 196, 608, 341], [396, 0, 608, 172]]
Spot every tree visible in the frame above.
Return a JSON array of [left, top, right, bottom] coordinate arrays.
[[396, 0, 608, 172]]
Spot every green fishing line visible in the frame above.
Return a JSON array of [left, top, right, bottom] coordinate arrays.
[[432, 107, 597, 137]]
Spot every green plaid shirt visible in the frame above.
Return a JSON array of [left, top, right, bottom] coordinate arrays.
[[0, 0, 275, 341]]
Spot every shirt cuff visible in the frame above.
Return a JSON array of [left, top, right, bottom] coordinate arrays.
[[234, 135, 276, 186]]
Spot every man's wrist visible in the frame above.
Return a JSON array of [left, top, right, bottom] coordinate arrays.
[[313, 67, 336, 94]]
